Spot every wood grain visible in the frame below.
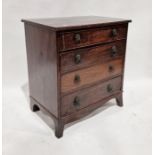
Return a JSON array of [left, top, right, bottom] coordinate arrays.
[[24, 23, 59, 117], [59, 24, 128, 51], [62, 92, 122, 124], [61, 58, 123, 94], [61, 76, 122, 116], [22, 16, 131, 31], [60, 40, 126, 73]]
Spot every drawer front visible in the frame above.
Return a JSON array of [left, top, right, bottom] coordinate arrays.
[[60, 40, 126, 73], [61, 76, 122, 116], [61, 58, 123, 94], [59, 24, 128, 51]]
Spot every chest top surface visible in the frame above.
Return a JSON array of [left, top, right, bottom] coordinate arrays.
[[22, 16, 131, 31]]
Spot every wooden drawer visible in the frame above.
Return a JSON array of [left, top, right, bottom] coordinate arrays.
[[61, 58, 123, 94], [59, 24, 128, 51], [61, 76, 122, 116], [60, 40, 126, 73]]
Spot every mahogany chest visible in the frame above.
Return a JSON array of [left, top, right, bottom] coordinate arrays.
[[22, 16, 131, 138]]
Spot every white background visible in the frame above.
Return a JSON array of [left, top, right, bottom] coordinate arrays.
[[3, 0, 152, 155]]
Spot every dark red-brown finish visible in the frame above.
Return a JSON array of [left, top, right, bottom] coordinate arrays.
[[58, 24, 128, 51], [24, 24, 58, 117], [60, 40, 126, 74], [22, 16, 131, 138], [22, 16, 131, 31], [61, 59, 123, 94], [61, 76, 122, 116]]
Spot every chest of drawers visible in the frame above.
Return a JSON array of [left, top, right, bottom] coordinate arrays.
[[22, 16, 131, 138]]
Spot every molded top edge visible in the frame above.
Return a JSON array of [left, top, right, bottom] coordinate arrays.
[[21, 16, 131, 31]]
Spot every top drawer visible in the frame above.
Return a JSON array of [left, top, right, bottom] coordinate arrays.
[[58, 24, 128, 51]]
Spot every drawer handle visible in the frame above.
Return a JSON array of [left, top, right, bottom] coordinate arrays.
[[74, 74, 81, 83], [73, 96, 80, 107], [74, 54, 81, 64], [108, 65, 114, 72], [112, 29, 117, 37], [74, 33, 81, 43], [111, 46, 117, 57], [107, 84, 113, 92]]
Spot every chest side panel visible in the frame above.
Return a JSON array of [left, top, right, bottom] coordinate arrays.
[[24, 24, 58, 117]]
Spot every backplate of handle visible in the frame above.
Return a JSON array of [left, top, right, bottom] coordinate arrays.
[[107, 84, 113, 92], [73, 96, 80, 107], [108, 65, 114, 72], [112, 29, 117, 37], [74, 74, 81, 83], [111, 46, 117, 57], [74, 54, 81, 64], [74, 33, 81, 43]]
